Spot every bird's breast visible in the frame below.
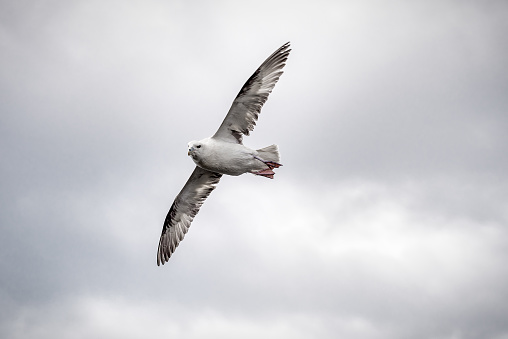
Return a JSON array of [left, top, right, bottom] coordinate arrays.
[[194, 143, 254, 176]]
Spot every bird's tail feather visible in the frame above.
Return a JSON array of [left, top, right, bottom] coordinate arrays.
[[256, 144, 280, 163]]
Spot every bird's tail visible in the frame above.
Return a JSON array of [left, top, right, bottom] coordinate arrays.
[[256, 144, 280, 164]]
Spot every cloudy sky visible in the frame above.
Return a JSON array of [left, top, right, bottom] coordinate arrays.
[[1, 1, 508, 338]]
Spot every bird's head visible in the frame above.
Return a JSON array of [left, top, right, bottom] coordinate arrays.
[[187, 140, 203, 158]]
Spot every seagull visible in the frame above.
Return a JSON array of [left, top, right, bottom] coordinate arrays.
[[157, 42, 291, 265]]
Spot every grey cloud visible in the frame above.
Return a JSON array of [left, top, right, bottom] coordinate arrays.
[[2, 1, 508, 338]]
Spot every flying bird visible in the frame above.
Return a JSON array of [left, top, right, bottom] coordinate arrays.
[[157, 42, 291, 265]]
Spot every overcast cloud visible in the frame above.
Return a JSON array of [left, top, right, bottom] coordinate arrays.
[[1, 1, 508, 338]]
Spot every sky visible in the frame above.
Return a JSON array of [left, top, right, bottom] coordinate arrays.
[[1, 0, 508, 338]]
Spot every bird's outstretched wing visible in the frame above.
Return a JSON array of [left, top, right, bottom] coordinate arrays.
[[212, 42, 291, 144], [157, 166, 222, 265]]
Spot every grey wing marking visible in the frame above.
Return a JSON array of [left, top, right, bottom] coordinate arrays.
[[213, 42, 291, 144], [157, 166, 222, 265]]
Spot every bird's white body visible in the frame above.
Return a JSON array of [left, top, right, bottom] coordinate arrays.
[[188, 138, 273, 176]]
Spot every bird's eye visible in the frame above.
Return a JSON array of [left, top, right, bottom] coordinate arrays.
[[196, 145, 201, 148]]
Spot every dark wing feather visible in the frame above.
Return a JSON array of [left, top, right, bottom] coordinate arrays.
[[212, 42, 291, 144], [157, 166, 222, 265]]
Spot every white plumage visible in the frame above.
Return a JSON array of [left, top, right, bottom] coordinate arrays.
[[157, 42, 291, 265]]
